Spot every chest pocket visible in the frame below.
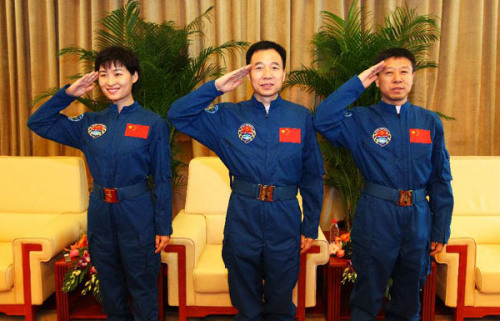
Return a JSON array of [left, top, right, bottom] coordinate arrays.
[[120, 131, 150, 154], [360, 133, 396, 161], [84, 123, 112, 153], [410, 141, 433, 161]]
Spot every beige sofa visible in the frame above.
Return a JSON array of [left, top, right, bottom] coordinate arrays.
[[0, 156, 88, 320], [162, 157, 329, 321], [435, 156, 500, 321]]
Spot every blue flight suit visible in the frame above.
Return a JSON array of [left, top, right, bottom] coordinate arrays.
[[28, 87, 172, 321], [168, 80, 324, 321], [314, 76, 453, 321]]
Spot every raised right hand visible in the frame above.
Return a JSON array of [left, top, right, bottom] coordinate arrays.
[[214, 64, 252, 93], [358, 61, 385, 89], [66, 71, 99, 97]]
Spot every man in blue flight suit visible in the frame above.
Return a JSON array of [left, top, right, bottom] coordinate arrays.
[[314, 48, 453, 321], [168, 41, 324, 321], [28, 46, 172, 321]]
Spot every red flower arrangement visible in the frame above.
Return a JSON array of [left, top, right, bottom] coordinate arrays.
[[62, 234, 101, 302]]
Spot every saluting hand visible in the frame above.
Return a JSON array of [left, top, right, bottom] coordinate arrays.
[[358, 61, 385, 89], [214, 64, 252, 93], [66, 71, 99, 97]]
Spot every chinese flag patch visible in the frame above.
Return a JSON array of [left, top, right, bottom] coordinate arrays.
[[279, 128, 301, 143], [125, 123, 150, 139], [409, 128, 431, 144]]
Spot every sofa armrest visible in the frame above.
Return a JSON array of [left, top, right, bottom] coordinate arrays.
[[162, 211, 207, 306], [293, 227, 330, 308], [162, 211, 207, 266], [434, 238, 476, 307], [11, 219, 81, 304]]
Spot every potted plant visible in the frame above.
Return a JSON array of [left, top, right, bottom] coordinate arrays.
[[285, 0, 448, 231]]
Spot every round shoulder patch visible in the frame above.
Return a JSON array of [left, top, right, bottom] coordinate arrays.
[[68, 114, 84, 121], [204, 105, 219, 114]]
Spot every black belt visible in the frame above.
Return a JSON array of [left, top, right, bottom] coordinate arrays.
[[231, 178, 298, 202], [93, 180, 150, 203], [363, 182, 427, 206]]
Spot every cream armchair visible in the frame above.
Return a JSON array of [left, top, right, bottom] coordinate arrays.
[[0, 156, 88, 321], [434, 156, 500, 321], [162, 157, 329, 321]]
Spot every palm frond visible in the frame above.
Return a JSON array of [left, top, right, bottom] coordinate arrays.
[[31, 88, 60, 107], [185, 6, 213, 35]]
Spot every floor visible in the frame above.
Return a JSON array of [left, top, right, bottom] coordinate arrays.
[[1, 294, 499, 321], [2, 309, 500, 321]]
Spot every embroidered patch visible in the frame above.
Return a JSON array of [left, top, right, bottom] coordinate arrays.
[[88, 123, 107, 139], [372, 127, 392, 147], [409, 128, 431, 144], [279, 128, 301, 143], [205, 105, 219, 114], [124, 123, 149, 139], [344, 112, 352, 117], [238, 123, 256, 144], [68, 114, 84, 122]]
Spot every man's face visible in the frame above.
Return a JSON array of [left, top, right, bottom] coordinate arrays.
[[98, 62, 138, 108], [248, 49, 286, 102], [376, 56, 414, 105]]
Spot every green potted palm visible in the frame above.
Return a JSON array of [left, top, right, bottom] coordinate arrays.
[[285, 0, 448, 231], [33, 0, 248, 303]]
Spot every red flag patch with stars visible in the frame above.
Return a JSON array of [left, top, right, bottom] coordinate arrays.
[[409, 128, 431, 144], [125, 123, 150, 139], [279, 128, 301, 143]]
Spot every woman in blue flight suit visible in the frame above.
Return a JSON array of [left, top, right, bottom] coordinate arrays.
[[169, 41, 324, 321], [314, 48, 453, 321], [28, 47, 172, 321]]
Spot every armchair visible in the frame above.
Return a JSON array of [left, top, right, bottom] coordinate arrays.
[[434, 156, 500, 321], [0, 156, 88, 321], [162, 156, 329, 321]]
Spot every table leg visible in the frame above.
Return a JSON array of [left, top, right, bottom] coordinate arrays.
[[327, 264, 344, 321], [55, 263, 70, 321]]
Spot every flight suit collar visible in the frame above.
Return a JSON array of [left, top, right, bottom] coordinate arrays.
[[250, 93, 283, 111], [379, 100, 411, 114], [109, 101, 141, 114]]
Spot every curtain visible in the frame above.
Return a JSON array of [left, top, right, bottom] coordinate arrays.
[[1, 0, 499, 157]]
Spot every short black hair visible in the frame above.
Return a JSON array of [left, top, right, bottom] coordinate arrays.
[[95, 46, 140, 77], [245, 41, 287, 67], [374, 48, 416, 72]]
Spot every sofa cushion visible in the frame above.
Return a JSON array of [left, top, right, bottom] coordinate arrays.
[[193, 244, 229, 293], [475, 245, 500, 294], [0, 243, 14, 291], [185, 157, 231, 215], [0, 214, 61, 242], [449, 216, 500, 244], [0, 157, 89, 214], [450, 156, 500, 216], [206, 214, 226, 245]]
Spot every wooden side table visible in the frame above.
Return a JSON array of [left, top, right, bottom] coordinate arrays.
[[55, 259, 165, 321], [325, 256, 436, 321]]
